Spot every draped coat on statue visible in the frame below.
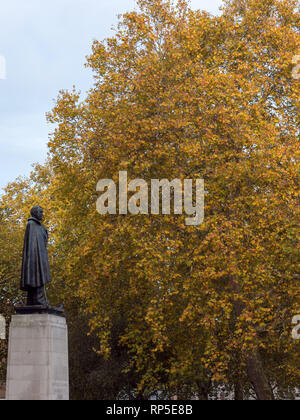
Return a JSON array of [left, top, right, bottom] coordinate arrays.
[[20, 217, 51, 291]]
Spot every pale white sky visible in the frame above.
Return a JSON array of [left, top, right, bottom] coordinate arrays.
[[0, 0, 223, 190]]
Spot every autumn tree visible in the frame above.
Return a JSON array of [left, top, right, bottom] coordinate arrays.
[[44, 0, 300, 400]]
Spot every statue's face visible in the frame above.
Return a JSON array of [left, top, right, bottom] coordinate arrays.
[[31, 206, 44, 221], [36, 207, 44, 221]]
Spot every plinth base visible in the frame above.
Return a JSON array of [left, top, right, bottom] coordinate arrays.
[[15, 305, 65, 317], [6, 314, 69, 400]]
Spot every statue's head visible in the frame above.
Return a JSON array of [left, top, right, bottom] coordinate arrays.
[[31, 206, 44, 221]]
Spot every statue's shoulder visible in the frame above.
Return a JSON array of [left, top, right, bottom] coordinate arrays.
[[27, 217, 41, 227]]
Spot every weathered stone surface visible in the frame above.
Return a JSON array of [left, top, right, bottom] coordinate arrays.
[[6, 314, 69, 400]]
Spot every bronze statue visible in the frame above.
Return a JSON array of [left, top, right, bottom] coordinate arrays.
[[16, 206, 63, 316], [20, 206, 51, 306]]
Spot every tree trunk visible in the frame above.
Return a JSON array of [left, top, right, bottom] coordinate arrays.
[[197, 380, 210, 400], [246, 352, 274, 400], [234, 381, 244, 400], [229, 277, 273, 400], [197, 390, 209, 400]]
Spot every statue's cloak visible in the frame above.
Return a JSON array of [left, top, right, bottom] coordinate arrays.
[[20, 217, 51, 291]]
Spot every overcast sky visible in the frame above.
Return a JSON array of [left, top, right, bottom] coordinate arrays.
[[0, 0, 223, 191]]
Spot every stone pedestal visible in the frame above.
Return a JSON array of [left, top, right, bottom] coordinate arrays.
[[6, 314, 69, 400]]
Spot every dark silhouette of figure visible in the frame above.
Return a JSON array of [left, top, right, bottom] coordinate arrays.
[[21, 206, 51, 306]]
